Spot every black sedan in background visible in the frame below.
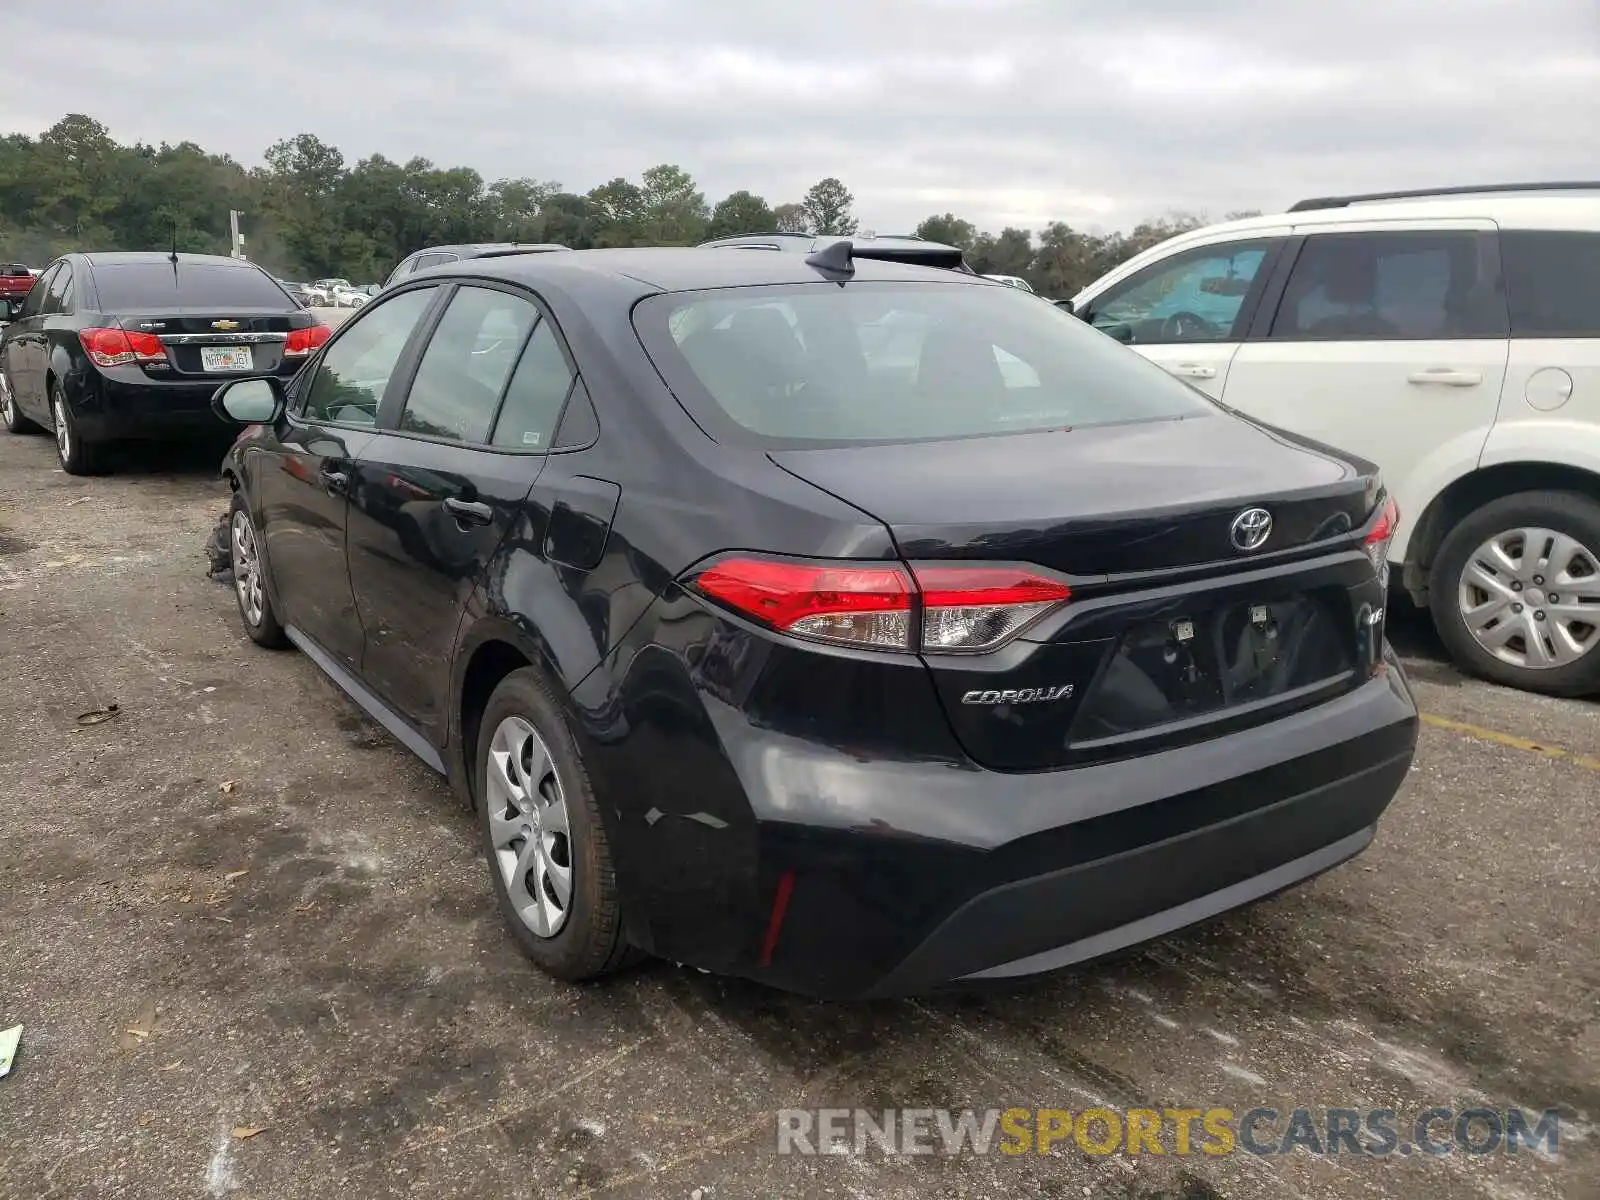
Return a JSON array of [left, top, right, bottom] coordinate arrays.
[[211, 244, 1418, 998], [0, 252, 328, 474]]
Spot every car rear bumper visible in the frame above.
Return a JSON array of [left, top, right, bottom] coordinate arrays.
[[586, 639, 1418, 999], [69, 370, 239, 440]]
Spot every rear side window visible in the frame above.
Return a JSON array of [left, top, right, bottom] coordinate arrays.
[[400, 286, 538, 443], [92, 262, 292, 310], [42, 264, 73, 314], [1502, 230, 1600, 337], [490, 321, 574, 449], [1271, 231, 1505, 340], [635, 281, 1212, 446]]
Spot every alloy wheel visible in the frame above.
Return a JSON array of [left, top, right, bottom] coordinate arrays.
[[485, 715, 573, 938], [1457, 525, 1600, 670], [230, 510, 265, 627], [0, 372, 14, 425], [52, 394, 70, 462]]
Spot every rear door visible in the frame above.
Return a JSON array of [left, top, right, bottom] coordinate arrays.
[[255, 285, 442, 671], [1222, 222, 1510, 561], [1076, 234, 1288, 399], [345, 281, 562, 740], [1493, 227, 1600, 447]]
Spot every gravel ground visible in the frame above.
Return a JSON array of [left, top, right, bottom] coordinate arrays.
[[0, 429, 1596, 1200]]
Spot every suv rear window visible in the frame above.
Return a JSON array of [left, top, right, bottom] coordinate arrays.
[[92, 262, 293, 310], [634, 281, 1212, 446], [1502, 230, 1600, 338]]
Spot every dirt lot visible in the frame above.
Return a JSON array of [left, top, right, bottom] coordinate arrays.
[[1, 430, 1596, 1200]]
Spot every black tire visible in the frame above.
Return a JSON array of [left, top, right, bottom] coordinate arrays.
[[0, 368, 40, 434], [475, 667, 631, 982], [228, 491, 289, 649], [1429, 489, 1600, 697], [50, 380, 103, 475]]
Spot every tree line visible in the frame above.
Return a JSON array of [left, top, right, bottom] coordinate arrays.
[[0, 114, 1257, 297]]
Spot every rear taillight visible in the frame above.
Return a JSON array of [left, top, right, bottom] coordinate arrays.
[[1363, 496, 1400, 577], [692, 558, 913, 650], [912, 565, 1073, 652], [284, 324, 332, 357], [689, 557, 1071, 654], [79, 327, 166, 367]]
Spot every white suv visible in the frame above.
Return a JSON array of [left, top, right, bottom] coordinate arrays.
[[1070, 182, 1600, 696]]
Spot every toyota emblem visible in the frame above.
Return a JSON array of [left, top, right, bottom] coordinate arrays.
[[1230, 507, 1273, 552]]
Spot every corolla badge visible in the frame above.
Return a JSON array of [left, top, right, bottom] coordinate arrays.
[[1230, 507, 1273, 552], [961, 685, 1074, 706]]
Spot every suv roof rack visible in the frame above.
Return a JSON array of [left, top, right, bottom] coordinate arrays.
[[1288, 181, 1600, 212]]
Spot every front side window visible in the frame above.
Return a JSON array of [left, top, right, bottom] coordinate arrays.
[[1271, 231, 1505, 340], [400, 286, 538, 443], [302, 288, 435, 425], [1088, 242, 1272, 344], [636, 280, 1213, 446], [1501, 230, 1600, 338]]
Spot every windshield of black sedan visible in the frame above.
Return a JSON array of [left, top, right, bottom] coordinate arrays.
[[635, 280, 1213, 445]]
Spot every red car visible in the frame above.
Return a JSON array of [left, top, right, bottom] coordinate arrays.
[[0, 264, 36, 319]]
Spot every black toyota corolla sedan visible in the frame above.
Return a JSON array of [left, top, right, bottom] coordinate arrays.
[[0, 252, 328, 474], [210, 243, 1418, 998]]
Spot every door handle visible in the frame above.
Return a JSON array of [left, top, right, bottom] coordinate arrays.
[[443, 497, 494, 526], [1406, 368, 1481, 387], [320, 460, 349, 494], [1166, 364, 1217, 379]]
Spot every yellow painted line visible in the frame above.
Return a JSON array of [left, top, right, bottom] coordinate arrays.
[[1420, 712, 1600, 772]]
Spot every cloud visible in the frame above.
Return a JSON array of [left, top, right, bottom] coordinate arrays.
[[1, 0, 1595, 234]]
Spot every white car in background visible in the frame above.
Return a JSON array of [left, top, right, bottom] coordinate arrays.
[[1069, 182, 1600, 696]]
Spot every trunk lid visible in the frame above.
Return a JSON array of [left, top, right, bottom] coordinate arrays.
[[768, 413, 1373, 577], [771, 413, 1388, 771], [114, 308, 303, 378]]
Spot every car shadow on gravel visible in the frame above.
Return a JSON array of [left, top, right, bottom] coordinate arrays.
[[94, 437, 234, 478]]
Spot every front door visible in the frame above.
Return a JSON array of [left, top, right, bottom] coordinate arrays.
[[1221, 225, 1510, 560], [255, 285, 441, 670], [345, 282, 568, 741], [1, 262, 61, 420], [1076, 234, 1288, 401]]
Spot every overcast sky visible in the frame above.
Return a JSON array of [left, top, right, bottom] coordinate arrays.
[[2, 0, 1596, 234]]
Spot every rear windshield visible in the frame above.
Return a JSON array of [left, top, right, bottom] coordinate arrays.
[[1, 264, 29, 277], [92, 262, 293, 310], [634, 281, 1212, 446]]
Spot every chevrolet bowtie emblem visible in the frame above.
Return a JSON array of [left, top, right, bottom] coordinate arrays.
[[211, 319, 241, 331]]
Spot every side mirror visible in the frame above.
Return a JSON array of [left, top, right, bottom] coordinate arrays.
[[1054, 299, 1074, 315], [212, 376, 285, 425]]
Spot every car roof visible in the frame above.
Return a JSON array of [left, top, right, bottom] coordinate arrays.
[[1152, 187, 1600, 250], [414, 245, 997, 296], [698, 232, 960, 252], [80, 251, 266, 269], [1071, 186, 1600, 303], [410, 243, 569, 257]]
